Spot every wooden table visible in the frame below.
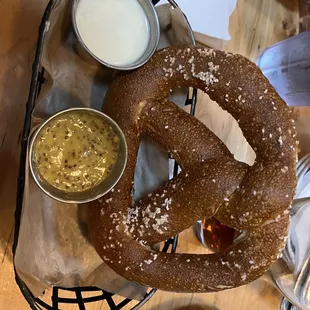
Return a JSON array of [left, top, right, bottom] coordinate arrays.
[[0, 0, 303, 309]]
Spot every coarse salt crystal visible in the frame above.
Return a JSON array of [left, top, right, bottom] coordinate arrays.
[[278, 136, 283, 146], [281, 166, 289, 173]]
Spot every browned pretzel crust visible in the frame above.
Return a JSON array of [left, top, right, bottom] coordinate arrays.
[[88, 45, 297, 292]]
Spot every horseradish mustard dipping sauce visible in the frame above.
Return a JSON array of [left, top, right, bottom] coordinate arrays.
[[75, 0, 150, 66], [34, 111, 120, 192]]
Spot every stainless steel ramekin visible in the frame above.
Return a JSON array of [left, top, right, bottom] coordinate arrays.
[[29, 108, 128, 204], [72, 0, 160, 70]]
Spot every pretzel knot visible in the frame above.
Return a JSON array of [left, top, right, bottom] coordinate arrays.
[[88, 45, 297, 292]]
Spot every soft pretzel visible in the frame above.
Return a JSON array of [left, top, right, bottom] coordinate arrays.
[[88, 45, 297, 292]]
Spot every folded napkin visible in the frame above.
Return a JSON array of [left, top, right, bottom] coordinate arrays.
[[158, 0, 237, 41]]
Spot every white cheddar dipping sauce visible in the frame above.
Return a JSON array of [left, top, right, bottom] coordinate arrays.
[[75, 0, 150, 66]]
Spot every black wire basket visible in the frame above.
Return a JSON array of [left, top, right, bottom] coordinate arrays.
[[12, 0, 198, 309]]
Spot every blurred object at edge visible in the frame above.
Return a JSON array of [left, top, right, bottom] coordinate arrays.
[[269, 153, 310, 310], [257, 31, 310, 107]]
